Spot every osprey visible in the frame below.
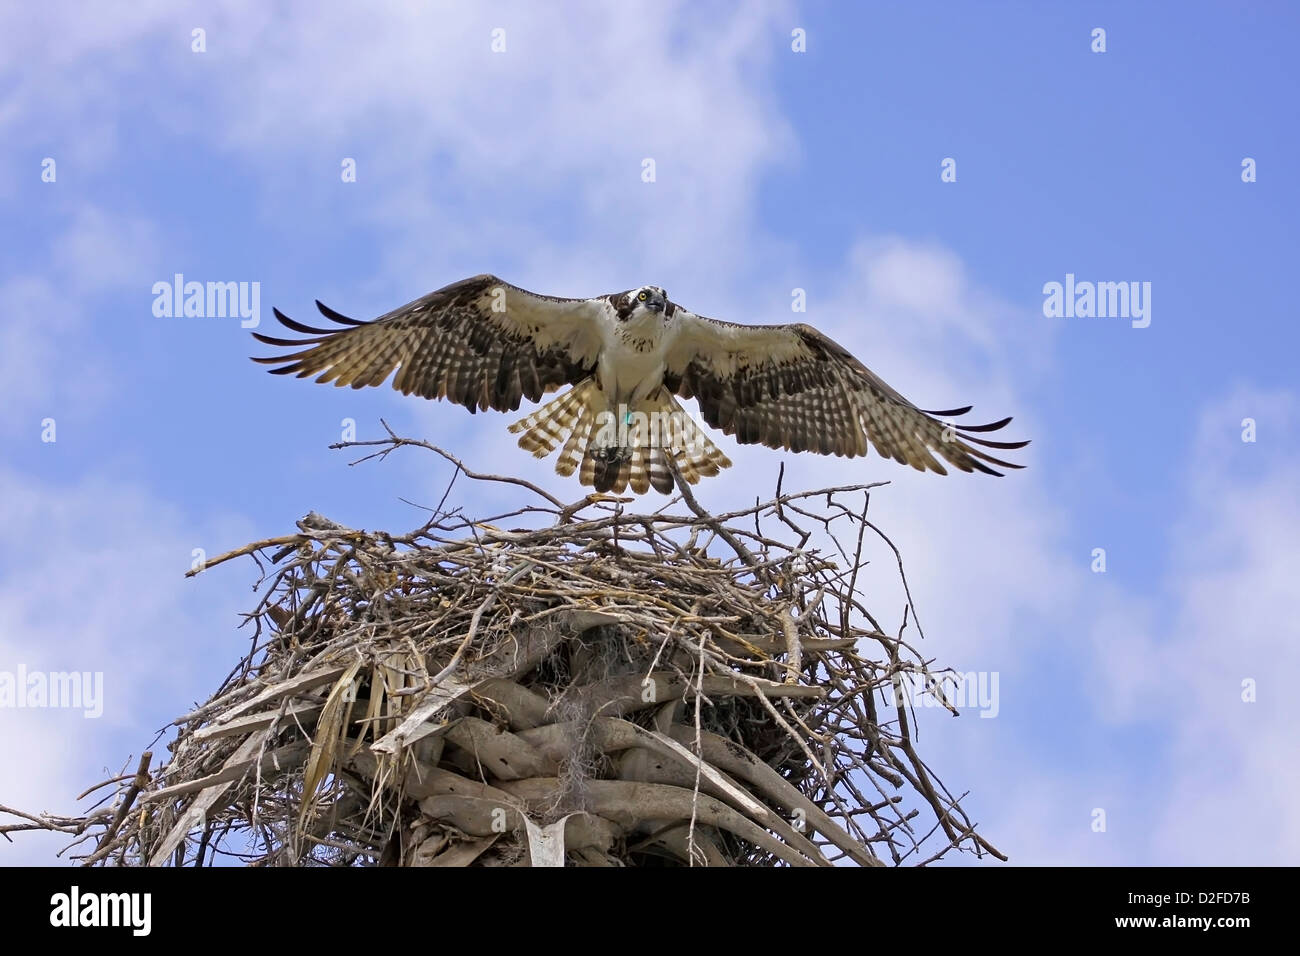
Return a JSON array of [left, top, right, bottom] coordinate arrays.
[[253, 274, 1027, 494]]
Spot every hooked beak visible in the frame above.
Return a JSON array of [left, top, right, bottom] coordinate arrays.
[[646, 291, 666, 313]]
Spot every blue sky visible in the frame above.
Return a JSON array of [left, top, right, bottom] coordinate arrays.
[[2, 1, 1297, 865]]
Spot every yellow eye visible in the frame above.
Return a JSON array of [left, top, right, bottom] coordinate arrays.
[[638, 291, 647, 301]]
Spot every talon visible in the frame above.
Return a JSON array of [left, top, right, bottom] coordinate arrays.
[[589, 446, 633, 464]]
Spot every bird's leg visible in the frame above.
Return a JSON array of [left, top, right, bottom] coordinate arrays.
[[589, 445, 633, 464], [589, 401, 636, 464]]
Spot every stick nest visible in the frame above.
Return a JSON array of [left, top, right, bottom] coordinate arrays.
[[4, 440, 1004, 867]]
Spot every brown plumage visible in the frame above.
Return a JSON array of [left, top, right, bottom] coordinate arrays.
[[251, 275, 603, 414], [252, 274, 1028, 492], [663, 321, 1027, 477]]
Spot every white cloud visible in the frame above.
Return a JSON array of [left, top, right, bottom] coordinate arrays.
[[967, 386, 1300, 865], [0, 206, 159, 435], [1137, 389, 1299, 863], [0, 468, 252, 864], [1, 1, 795, 290]]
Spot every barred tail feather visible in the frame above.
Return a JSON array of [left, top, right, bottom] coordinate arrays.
[[666, 396, 731, 485], [556, 400, 595, 477], [631, 436, 673, 496], [509, 380, 595, 459], [628, 415, 655, 495], [510, 382, 731, 495], [590, 412, 634, 494], [647, 443, 673, 494]]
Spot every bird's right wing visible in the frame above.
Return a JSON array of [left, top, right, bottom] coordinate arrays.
[[252, 274, 605, 413], [665, 311, 1028, 475]]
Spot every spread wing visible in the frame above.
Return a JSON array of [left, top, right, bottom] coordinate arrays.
[[251, 274, 604, 413], [664, 313, 1028, 476]]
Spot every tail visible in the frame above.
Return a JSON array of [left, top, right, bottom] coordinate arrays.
[[508, 380, 598, 477], [508, 382, 731, 495]]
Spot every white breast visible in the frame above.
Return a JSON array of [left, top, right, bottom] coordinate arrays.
[[597, 308, 677, 404]]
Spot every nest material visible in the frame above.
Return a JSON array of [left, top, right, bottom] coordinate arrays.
[[4, 442, 1005, 866]]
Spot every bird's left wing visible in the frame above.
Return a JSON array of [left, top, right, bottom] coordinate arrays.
[[252, 274, 605, 413], [664, 312, 1028, 475]]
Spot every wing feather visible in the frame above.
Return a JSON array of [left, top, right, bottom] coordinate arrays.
[[251, 274, 603, 413], [665, 312, 1028, 476]]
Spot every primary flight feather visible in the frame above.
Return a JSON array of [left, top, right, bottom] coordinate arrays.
[[252, 274, 1028, 494]]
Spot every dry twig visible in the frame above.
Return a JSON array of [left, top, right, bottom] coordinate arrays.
[[2, 433, 1002, 866]]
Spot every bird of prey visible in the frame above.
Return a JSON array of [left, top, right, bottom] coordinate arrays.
[[252, 274, 1027, 494]]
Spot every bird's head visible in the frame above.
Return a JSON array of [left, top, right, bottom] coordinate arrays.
[[618, 285, 671, 321]]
